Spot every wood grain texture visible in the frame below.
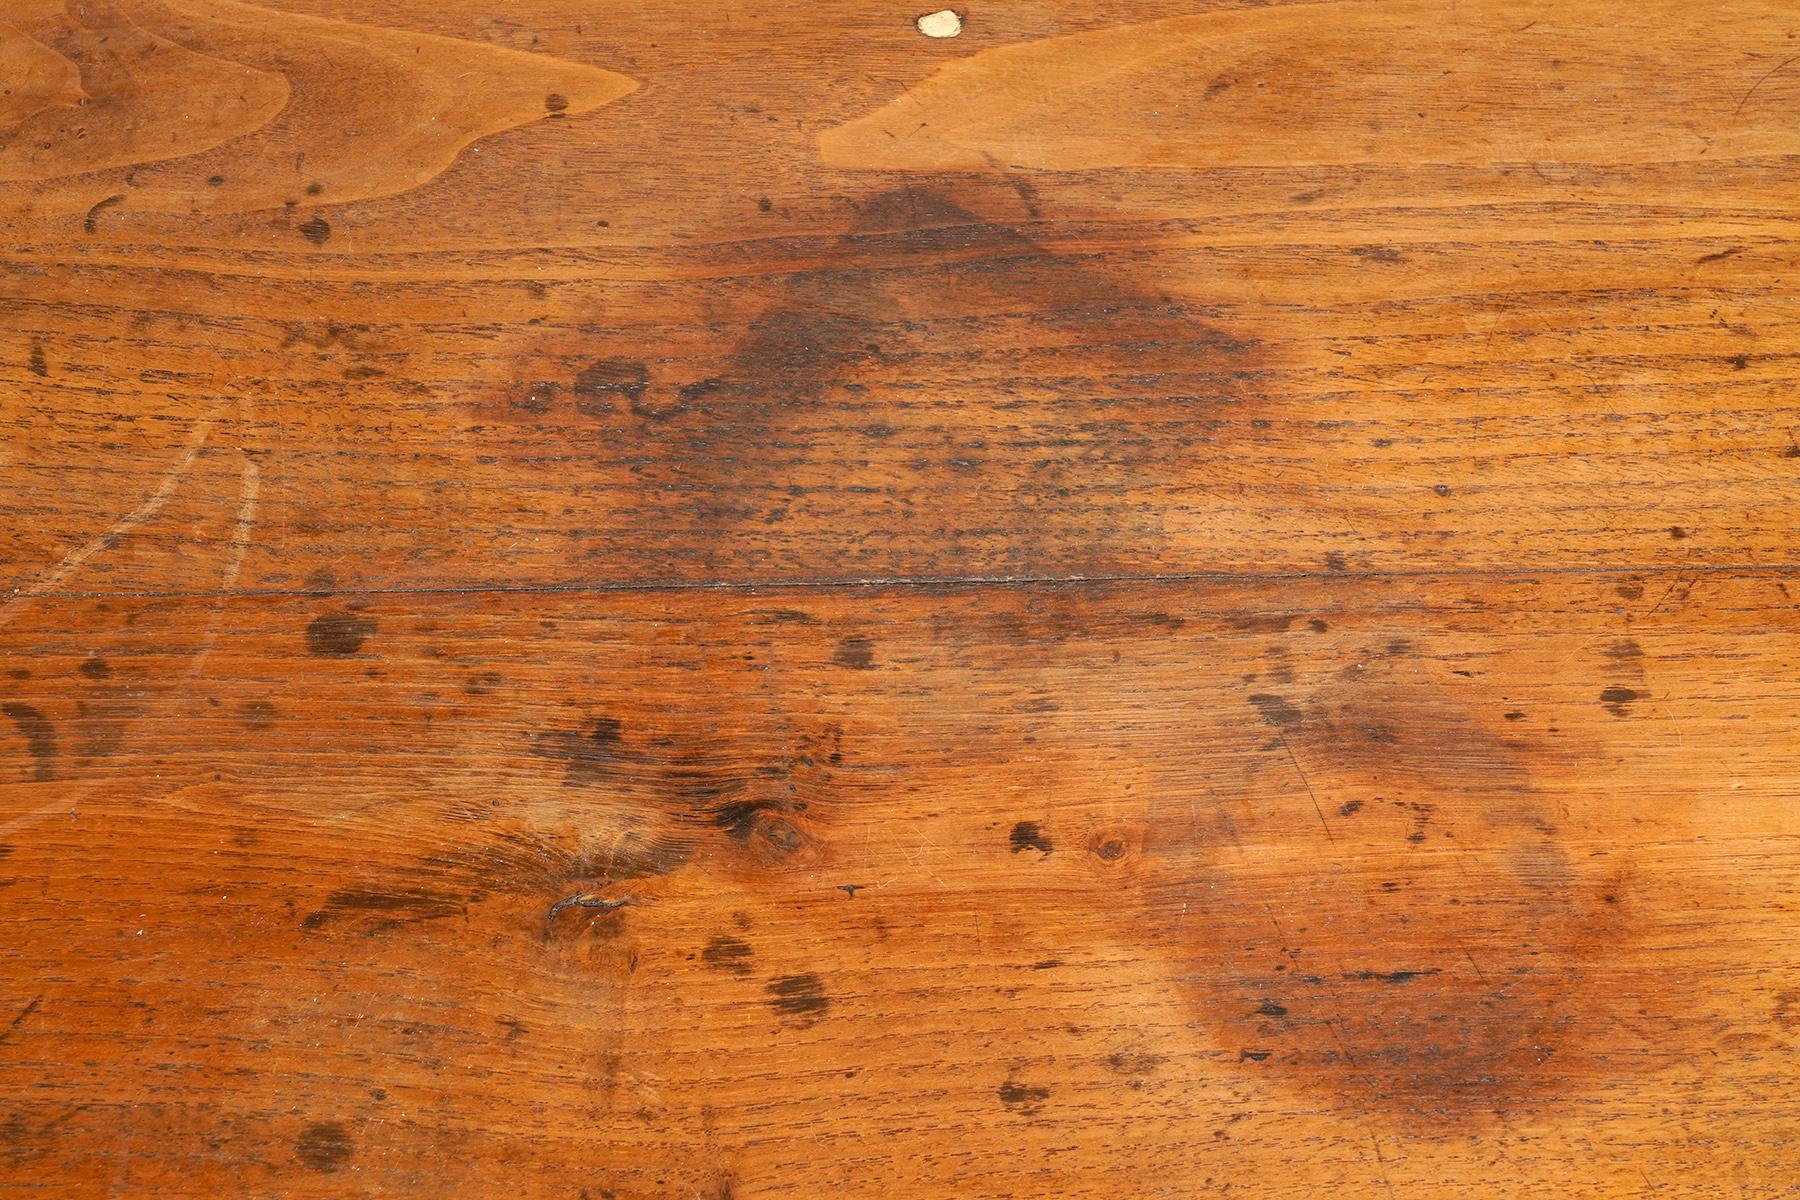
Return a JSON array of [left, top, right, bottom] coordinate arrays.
[[820, 0, 1800, 170], [0, 0, 635, 212], [8, 176, 1796, 591], [4, 575, 1799, 1196], [3, 0, 1799, 1196]]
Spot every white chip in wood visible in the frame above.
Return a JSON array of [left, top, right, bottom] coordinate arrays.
[[916, 9, 962, 37]]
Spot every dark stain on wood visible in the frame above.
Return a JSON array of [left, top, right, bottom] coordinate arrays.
[[997, 1080, 1050, 1115], [531, 714, 841, 863], [702, 935, 754, 974], [1009, 820, 1052, 855], [1125, 648, 1691, 1133], [1773, 989, 1800, 1031], [475, 180, 1268, 579], [1602, 639, 1644, 669], [1246, 693, 1304, 729], [301, 886, 465, 932], [1600, 685, 1641, 716], [1089, 831, 1129, 862], [1104, 1050, 1163, 1079], [533, 716, 626, 786], [2, 703, 57, 781], [294, 1121, 353, 1173], [464, 671, 504, 695], [765, 973, 828, 1020], [832, 635, 876, 670], [304, 611, 375, 657]]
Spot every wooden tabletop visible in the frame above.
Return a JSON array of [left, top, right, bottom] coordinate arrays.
[[4, 1, 1799, 1195]]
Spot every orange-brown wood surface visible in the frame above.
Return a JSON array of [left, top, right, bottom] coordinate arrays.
[[3, 1, 1799, 1196]]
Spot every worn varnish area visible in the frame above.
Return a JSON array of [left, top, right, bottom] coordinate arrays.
[[5, 12, 1799, 589], [9, 180, 1797, 588], [470, 182, 1271, 580], [3, 578, 1798, 1194], [0, 0, 635, 214], [5, 0, 1800, 1196], [1153, 657, 1687, 1127], [821, 0, 1800, 171]]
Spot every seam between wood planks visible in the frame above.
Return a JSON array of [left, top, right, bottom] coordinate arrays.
[[7, 559, 1797, 604]]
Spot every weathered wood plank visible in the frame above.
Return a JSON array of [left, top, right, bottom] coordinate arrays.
[[2, 573, 1797, 1195], [1, 3, 1797, 592], [5, 0, 1800, 1195]]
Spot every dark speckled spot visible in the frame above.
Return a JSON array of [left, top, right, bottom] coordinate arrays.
[[1600, 686, 1641, 717], [532, 716, 624, 786], [702, 935, 753, 974], [78, 657, 110, 680], [573, 359, 661, 419], [305, 611, 375, 657], [301, 887, 466, 932], [832, 635, 876, 670], [295, 1121, 352, 1173], [1603, 639, 1643, 665], [3, 703, 57, 781], [1104, 1050, 1163, 1077], [997, 1080, 1050, 1115], [299, 217, 332, 244], [1342, 968, 1440, 984], [1227, 612, 1293, 633], [1009, 821, 1051, 855], [765, 973, 828, 1019], [1247, 693, 1303, 728], [464, 671, 504, 696]]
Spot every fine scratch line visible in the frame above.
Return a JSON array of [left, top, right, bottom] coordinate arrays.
[[1735, 55, 1798, 116], [185, 449, 261, 675], [0, 419, 213, 627], [1, 996, 42, 1045], [1, 422, 242, 841], [1278, 732, 1335, 845]]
